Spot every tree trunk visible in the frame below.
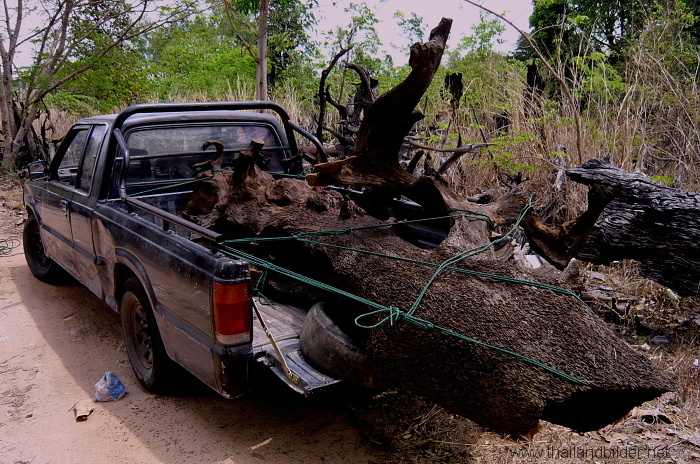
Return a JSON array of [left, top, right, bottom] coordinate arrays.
[[256, 0, 269, 101], [183, 19, 674, 435], [571, 159, 699, 296], [521, 158, 700, 297]]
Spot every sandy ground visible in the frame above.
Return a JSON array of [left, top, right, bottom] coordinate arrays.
[[0, 200, 387, 464]]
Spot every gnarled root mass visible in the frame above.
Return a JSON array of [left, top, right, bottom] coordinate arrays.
[[185, 157, 673, 435], [184, 18, 673, 435]]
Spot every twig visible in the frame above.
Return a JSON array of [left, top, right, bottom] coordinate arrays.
[[405, 139, 492, 154], [317, 47, 353, 141]]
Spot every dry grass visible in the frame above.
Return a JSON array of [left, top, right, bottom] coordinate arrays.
[[15, 69, 700, 462], [9, 19, 700, 459]]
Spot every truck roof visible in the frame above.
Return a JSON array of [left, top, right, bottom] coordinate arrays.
[[75, 110, 284, 129], [70, 102, 326, 166]]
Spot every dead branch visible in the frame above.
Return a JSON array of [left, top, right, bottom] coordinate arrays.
[[317, 46, 353, 141]]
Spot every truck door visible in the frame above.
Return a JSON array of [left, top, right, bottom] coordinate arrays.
[[69, 125, 107, 297], [42, 125, 106, 295], [41, 127, 92, 276]]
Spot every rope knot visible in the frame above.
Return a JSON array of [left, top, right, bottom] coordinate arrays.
[[388, 307, 403, 325]]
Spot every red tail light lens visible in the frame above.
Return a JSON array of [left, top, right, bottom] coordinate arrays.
[[212, 282, 252, 345]]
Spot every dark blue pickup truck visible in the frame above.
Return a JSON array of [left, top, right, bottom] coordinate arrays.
[[22, 101, 342, 397]]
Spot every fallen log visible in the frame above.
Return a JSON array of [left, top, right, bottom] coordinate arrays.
[[574, 159, 700, 297], [183, 19, 674, 435], [523, 158, 700, 297]]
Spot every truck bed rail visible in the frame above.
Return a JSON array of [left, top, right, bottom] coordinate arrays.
[[124, 196, 225, 244]]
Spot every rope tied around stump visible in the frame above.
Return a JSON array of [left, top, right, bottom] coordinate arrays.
[[215, 202, 589, 387]]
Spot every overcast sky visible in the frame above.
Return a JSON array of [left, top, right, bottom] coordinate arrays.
[[313, 0, 534, 63], [10, 0, 533, 68]]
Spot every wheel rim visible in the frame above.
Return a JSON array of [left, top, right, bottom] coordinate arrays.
[[131, 301, 154, 370], [29, 227, 51, 271]]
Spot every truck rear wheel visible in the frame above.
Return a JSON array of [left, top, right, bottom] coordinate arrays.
[[23, 214, 67, 283], [120, 277, 176, 392]]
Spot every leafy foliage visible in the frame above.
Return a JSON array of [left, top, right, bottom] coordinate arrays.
[[145, 12, 257, 100], [5, 0, 700, 194], [1, 0, 193, 168], [48, 47, 154, 114], [219, 0, 319, 86]]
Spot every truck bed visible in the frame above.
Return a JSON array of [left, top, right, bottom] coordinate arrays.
[[252, 297, 341, 395], [112, 191, 341, 395]]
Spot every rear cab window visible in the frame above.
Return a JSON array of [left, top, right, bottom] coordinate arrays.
[[124, 123, 285, 187]]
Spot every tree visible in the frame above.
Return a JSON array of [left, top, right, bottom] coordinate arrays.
[[334, 3, 382, 74], [144, 10, 258, 100], [220, 0, 318, 98], [0, 0, 192, 169], [518, 0, 674, 65], [515, 0, 577, 63], [49, 44, 154, 114], [394, 11, 426, 44]]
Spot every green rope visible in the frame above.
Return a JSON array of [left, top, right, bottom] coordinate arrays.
[[406, 204, 531, 316], [224, 203, 578, 301], [293, 237, 580, 301], [448, 207, 494, 227], [223, 211, 492, 246], [354, 308, 587, 385], [125, 169, 305, 198], [125, 175, 216, 197], [253, 270, 279, 309], [217, 243, 396, 314], [128, 166, 586, 386], [269, 172, 307, 179], [1, 238, 21, 257]]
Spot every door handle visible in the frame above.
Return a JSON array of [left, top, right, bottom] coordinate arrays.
[[60, 200, 68, 213]]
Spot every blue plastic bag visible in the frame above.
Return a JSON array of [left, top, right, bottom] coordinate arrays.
[[94, 371, 127, 402]]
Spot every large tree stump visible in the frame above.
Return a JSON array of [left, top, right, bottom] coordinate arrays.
[[184, 20, 674, 435], [186, 156, 673, 435]]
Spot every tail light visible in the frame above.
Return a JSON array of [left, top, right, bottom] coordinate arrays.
[[212, 281, 252, 345]]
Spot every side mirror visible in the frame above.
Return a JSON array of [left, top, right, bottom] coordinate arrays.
[[28, 160, 48, 181]]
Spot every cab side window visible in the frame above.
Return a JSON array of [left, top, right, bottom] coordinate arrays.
[[52, 125, 105, 192], [55, 129, 89, 187], [78, 125, 106, 192]]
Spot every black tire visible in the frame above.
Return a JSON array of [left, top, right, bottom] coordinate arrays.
[[23, 214, 67, 283], [300, 303, 383, 388], [120, 277, 176, 392]]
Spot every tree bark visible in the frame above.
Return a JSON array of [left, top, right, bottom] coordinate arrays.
[[256, 0, 268, 101], [183, 20, 674, 436], [521, 158, 700, 297], [0, 0, 192, 169]]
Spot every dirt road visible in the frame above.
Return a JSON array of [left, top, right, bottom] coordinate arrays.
[[0, 246, 387, 464]]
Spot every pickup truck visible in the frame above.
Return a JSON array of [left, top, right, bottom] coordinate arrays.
[[22, 101, 347, 397]]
